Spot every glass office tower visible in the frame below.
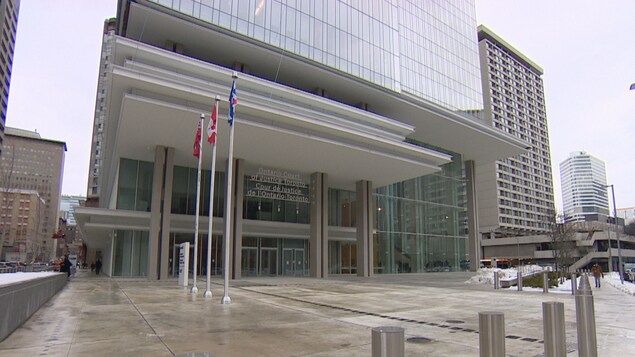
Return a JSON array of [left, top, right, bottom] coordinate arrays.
[[78, 0, 528, 279], [135, 0, 480, 274]]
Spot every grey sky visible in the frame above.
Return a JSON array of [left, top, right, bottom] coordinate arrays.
[[6, 0, 635, 211]]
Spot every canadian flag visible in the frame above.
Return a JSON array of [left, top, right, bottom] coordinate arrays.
[[207, 102, 217, 144]]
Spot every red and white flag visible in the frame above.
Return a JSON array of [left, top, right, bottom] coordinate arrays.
[[207, 102, 217, 144], [193, 120, 202, 157]]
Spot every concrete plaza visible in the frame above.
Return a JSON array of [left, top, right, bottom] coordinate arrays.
[[0, 270, 633, 356]]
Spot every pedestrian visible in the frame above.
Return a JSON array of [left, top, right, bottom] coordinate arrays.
[[95, 258, 102, 275], [90, 262, 95, 272], [591, 263, 603, 288], [61, 255, 72, 278]]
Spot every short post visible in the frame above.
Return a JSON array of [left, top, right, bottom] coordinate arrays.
[[494, 271, 499, 289], [543, 271, 549, 293], [575, 274, 597, 357], [517, 271, 523, 291], [542, 302, 566, 357], [571, 272, 577, 296], [371, 326, 404, 357], [479, 311, 505, 357]]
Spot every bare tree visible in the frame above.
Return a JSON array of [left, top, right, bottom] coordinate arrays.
[[548, 214, 577, 277]]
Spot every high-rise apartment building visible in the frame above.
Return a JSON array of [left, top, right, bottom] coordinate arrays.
[[76, 0, 526, 279], [0, 0, 20, 155], [87, 18, 117, 205], [0, 127, 66, 260], [476, 25, 555, 238], [560, 151, 609, 222]]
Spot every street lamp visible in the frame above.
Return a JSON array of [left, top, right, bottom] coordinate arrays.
[[607, 184, 624, 284]]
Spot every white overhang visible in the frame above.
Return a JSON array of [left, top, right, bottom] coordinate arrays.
[[118, 1, 529, 164]]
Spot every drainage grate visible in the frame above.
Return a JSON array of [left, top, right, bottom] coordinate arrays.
[[406, 337, 433, 344]]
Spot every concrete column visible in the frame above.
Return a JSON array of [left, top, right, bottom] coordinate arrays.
[[356, 180, 374, 277], [231, 159, 245, 279], [309, 172, 328, 278], [148, 146, 167, 280], [465, 160, 481, 272], [159, 147, 175, 280]]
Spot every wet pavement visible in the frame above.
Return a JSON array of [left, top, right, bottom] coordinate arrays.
[[0, 270, 633, 356]]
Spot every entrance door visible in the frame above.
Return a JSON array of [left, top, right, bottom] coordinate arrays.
[[283, 248, 305, 276], [260, 248, 277, 276], [242, 247, 258, 276]]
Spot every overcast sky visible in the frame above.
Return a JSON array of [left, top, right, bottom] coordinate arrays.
[[6, 1, 635, 212]]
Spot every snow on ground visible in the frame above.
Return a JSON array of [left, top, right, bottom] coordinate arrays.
[[0, 272, 61, 287], [466, 267, 635, 296]]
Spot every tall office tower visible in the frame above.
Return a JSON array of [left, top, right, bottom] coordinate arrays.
[[76, 0, 526, 279], [0, 0, 20, 155], [560, 151, 609, 222], [86, 18, 117, 206], [0, 128, 66, 260], [476, 25, 555, 238]]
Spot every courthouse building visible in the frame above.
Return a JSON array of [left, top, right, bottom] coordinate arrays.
[[75, 0, 528, 279]]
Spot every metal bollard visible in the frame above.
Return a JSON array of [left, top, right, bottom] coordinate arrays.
[[543, 271, 549, 293], [494, 271, 499, 289], [543, 302, 566, 357], [371, 326, 404, 357], [479, 311, 505, 357], [517, 271, 523, 291], [571, 272, 577, 296], [575, 274, 597, 357]]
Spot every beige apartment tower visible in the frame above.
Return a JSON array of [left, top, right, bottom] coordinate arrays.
[[476, 25, 555, 239]]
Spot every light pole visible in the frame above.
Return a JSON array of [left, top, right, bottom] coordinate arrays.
[[607, 184, 624, 284]]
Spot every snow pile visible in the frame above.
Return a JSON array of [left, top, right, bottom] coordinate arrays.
[[465, 265, 546, 285], [0, 271, 60, 287], [604, 272, 635, 296], [467, 268, 635, 296]]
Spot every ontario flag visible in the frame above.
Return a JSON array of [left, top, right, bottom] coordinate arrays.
[[207, 102, 217, 144], [228, 80, 237, 126], [193, 120, 202, 158]]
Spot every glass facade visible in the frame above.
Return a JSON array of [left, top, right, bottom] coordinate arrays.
[[374, 150, 468, 273], [113, 230, 149, 276], [328, 188, 356, 227], [148, 0, 482, 111], [171, 165, 226, 217], [243, 174, 310, 224], [117, 158, 154, 211]]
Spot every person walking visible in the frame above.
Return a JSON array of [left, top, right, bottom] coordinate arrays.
[[61, 255, 72, 278], [591, 263, 603, 288], [95, 258, 102, 275]]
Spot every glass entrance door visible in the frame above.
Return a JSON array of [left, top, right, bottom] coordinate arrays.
[[283, 248, 305, 276], [260, 248, 277, 276]]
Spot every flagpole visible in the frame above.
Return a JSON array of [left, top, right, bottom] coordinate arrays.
[[221, 73, 238, 304], [191, 115, 204, 294], [205, 97, 220, 298]]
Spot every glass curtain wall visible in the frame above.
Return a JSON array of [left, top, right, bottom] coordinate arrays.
[[374, 149, 468, 274], [116, 158, 154, 211], [112, 230, 149, 276], [171, 165, 225, 217]]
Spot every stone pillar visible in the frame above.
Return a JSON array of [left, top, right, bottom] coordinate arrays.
[[231, 159, 245, 279], [309, 172, 328, 278], [356, 180, 374, 277], [159, 147, 175, 280], [148, 146, 167, 280], [465, 160, 481, 272]]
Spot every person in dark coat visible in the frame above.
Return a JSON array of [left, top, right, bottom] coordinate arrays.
[[61, 255, 72, 277], [95, 259, 102, 275]]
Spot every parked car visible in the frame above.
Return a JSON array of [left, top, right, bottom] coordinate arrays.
[[625, 268, 635, 283]]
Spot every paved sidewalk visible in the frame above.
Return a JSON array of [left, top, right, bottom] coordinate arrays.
[[0, 271, 633, 356]]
